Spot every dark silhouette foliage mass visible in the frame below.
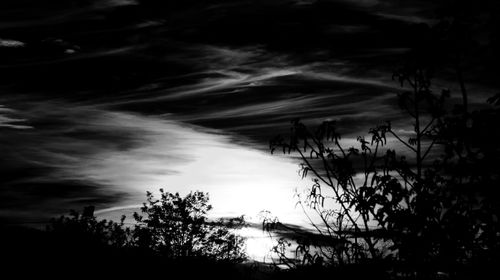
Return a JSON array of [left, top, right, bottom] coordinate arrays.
[[266, 43, 500, 280], [265, 3, 500, 278], [0, 190, 247, 279], [132, 189, 247, 261]]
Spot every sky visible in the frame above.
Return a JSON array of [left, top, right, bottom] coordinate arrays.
[[1, 1, 499, 256]]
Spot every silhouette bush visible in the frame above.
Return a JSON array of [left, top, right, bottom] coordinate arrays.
[[49, 206, 131, 249], [132, 189, 247, 262]]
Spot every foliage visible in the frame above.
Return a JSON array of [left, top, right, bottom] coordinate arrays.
[[133, 189, 247, 262], [267, 59, 500, 278], [49, 190, 246, 263], [49, 205, 131, 249]]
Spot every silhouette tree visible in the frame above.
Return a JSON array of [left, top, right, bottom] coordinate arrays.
[[268, 56, 500, 279], [132, 189, 247, 262], [48, 190, 247, 264], [6, 191, 249, 279]]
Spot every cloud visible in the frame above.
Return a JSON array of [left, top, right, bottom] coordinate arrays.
[[0, 105, 32, 129], [0, 99, 308, 226], [0, 102, 183, 220], [0, 38, 25, 48]]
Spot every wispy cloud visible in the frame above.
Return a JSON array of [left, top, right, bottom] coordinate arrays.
[[0, 105, 32, 129], [0, 99, 308, 225], [0, 38, 25, 48]]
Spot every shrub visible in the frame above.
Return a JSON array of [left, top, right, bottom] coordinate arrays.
[[49, 205, 131, 249]]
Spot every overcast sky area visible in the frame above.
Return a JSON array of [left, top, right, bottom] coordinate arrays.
[[1, 0, 499, 238]]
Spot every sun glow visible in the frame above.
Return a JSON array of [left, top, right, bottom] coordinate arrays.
[[83, 113, 306, 222]]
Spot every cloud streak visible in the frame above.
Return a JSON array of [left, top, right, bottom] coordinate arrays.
[[0, 99, 309, 226]]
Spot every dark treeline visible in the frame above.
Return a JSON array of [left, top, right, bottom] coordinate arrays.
[[1, 190, 250, 279]]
